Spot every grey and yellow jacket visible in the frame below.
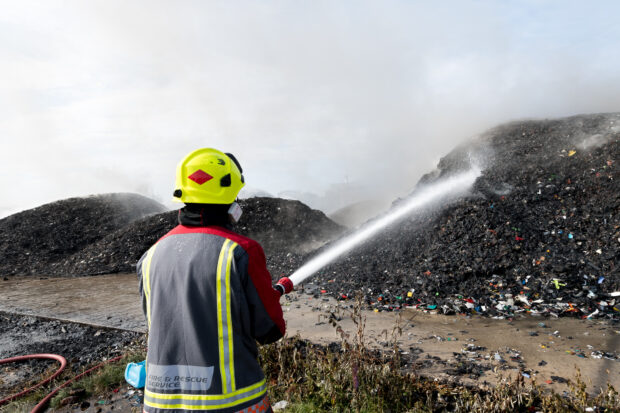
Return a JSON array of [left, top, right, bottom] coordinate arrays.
[[137, 215, 285, 413]]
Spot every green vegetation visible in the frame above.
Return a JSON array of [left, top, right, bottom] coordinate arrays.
[[48, 350, 144, 410], [2, 307, 619, 412], [0, 350, 144, 412], [260, 299, 620, 412]]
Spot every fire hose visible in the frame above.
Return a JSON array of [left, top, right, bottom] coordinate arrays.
[[274, 276, 294, 296], [0, 353, 123, 413]]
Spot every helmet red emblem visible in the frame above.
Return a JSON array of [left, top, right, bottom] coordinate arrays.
[[188, 169, 213, 185]]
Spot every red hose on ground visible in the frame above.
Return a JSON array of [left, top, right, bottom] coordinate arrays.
[[31, 354, 124, 413], [0, 353, 125, 413], [0, 354, 67, 406]]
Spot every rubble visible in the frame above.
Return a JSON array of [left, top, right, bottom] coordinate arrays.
[[0, 193, 166, 276], [305, 113, 619, 320], [0, 311, 143, 398], [0, 197, 343, 276], [0, 113, 618, 320]]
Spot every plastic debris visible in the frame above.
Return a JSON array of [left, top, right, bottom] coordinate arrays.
[[273, 401, 289, 411], [550, 375, 568, 384], [552, 279, 566, 289]]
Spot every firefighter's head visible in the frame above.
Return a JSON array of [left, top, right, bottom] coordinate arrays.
[[173, 148, 245, 205]]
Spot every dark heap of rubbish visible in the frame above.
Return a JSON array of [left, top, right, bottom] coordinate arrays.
[[0, 196, 343, 276], [306, 113, 619, 320], [0, 193, 166, 276], [1, 113, 617, 320]]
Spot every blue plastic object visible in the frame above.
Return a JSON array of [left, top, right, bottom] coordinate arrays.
[[125, 360, 146, 389]]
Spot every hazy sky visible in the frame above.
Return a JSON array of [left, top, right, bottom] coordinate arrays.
[[1, 0, 619, 217]]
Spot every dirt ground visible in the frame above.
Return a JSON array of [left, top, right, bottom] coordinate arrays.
[[283, 291, 619, 394], [0, 273, 618, 411]]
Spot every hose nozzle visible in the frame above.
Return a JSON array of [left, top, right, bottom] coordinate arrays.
[[275, 277, 294, 296]]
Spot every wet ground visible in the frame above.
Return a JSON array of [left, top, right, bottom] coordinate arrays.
[[1, 273, 618, 401], [0, 274, 144, 332]]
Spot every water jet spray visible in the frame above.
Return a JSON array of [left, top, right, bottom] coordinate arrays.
[[275, 167, 481, 295]]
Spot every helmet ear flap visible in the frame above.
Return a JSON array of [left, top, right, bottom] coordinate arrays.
[[225, 153, 243, 173], [225, 153, 245, 183]]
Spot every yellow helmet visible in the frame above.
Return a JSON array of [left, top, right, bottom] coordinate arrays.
[[173, 148, 245, 204]]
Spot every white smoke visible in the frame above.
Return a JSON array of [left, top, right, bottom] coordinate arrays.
[[289, 168, 481, 285], [1, 1, 620, 217]]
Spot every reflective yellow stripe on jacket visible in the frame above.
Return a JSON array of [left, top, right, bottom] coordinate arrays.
[[217, 239, 238, 393], [144, 380, 267, 410], [141, 244, 158, 329]]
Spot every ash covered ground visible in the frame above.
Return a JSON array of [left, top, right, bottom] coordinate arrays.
[[0, 312, 143, 399], [0, 113, 618, 320]]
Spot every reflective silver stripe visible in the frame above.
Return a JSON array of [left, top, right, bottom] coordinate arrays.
[[144, 381, 266, 409], [217, 239, 238, 394]]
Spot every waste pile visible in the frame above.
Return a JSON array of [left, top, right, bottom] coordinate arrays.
[[1, 113, 617, 321], [0, 197, 342, 276], [306, 113, 619, 320], [0, 193, 166, 276]]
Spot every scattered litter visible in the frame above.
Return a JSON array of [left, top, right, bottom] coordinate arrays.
[[273, 400, 289, 411], [552, 279, 566, 289], [550, 375, 568, 384]]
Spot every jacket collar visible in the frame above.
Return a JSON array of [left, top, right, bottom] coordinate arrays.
[[178, 205, 232, 230]]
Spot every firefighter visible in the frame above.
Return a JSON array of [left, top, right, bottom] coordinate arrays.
[[138, 148, 291, 413]]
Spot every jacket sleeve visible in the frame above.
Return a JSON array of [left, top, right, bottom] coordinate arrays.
[[243, 242, 286, 344], [136, 251, 148, 324]]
